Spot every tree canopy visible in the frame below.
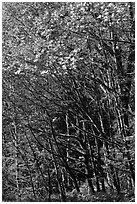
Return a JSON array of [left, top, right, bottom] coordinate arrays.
[[2, 2, 135, 202]]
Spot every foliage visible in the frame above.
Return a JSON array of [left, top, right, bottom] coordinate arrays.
[[2, 2, 135, 202]]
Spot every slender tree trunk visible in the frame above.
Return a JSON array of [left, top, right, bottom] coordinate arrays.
[[13, 122, 21, 202], [15, 146, 21, 201], [88, 136, 99, 193], [48, 138, 66, 202], [65, 113, 70, 187], [25, 133, 48, 198], [24, 154, 37, 201], [101, 178, 106, 192], [68, 170, 80, 193], [84, 153, 95, 193], [110, 164, 121, 194], [47, 167, 52, 202], [114, 13, 135, 183], [82, 121, 95, 194], [49, 114, 80, 193], [57, 168, 66, 202]]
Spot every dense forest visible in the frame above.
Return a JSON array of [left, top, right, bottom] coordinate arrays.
[[2, 2, 135, 202]]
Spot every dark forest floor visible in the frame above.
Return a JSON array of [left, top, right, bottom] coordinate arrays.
[[65, 191, 135, 202], [3, 187, 135, 202]]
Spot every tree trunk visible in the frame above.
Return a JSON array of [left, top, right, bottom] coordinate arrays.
[[13, 122, 21, 202], [48, 167, 52, 202], [114, 14, 135, 183], [48, 138, 66, 202], [110, 165, 121, 194], [101, 178, 106, 192]]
